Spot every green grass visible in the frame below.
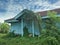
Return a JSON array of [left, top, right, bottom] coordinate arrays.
[[0, 33, 41, 45]]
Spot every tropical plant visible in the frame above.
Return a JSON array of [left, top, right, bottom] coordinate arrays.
[[40, 11, 60, 45], [0, 22, 10, 33]]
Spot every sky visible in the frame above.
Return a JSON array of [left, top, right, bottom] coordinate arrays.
[[0, 0, 60, 23]]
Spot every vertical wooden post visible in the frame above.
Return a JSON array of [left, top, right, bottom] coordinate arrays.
[[32, 21, 34, 37], [21, 19, 23, 37]]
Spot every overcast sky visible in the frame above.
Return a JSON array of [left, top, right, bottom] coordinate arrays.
[[0, 0, 60, 23]]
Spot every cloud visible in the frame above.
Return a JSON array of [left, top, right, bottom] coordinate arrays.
[[0, 0, 9, 13], [0, 0, 60, 23], [53, 1, 60, 6]]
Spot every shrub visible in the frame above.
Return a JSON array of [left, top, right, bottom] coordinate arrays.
[[0, 23, 10, 33]]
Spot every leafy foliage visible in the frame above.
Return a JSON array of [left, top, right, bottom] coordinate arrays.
[[34, 13, 42, 33], [0, 11, 60, 45], [0, 23, 10, 33], [39, 11, 60, 45]]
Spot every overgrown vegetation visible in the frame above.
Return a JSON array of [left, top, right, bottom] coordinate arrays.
[[0, 11, 60, 45], [36, 11, 60, 45], [0, 23, 10, 33], [0, 34, 41, 45]]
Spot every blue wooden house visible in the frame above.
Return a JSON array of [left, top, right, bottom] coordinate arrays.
[[5, 8, 60, 37]]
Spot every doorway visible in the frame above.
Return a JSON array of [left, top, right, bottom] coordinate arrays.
[[23, 26, 29, 36]]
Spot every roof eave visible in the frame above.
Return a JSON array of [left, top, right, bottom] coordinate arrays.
[[5, 19, 18, 23], [42, 14, 60, 19]]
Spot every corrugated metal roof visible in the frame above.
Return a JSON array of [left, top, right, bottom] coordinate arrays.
[[37, 8, 60, 16]]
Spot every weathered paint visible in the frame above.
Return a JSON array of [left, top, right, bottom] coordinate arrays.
[[21, 19, 24, 36], [32, 21, 34, 37], [10, 19, 40, 36], [10, 22, 21, 35], [34, 21, 40, 35]]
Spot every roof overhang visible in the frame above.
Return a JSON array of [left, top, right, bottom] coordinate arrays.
[[42, 14, 60, 19], [5, 18, 18, 23]]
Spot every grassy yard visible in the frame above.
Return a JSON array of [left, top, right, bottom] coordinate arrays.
[[0, 33, 41, 45]]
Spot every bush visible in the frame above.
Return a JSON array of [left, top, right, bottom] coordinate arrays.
[[0, 23, 10, 33], [6, 30, 21, 38], [40, 36, 59, 45]]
